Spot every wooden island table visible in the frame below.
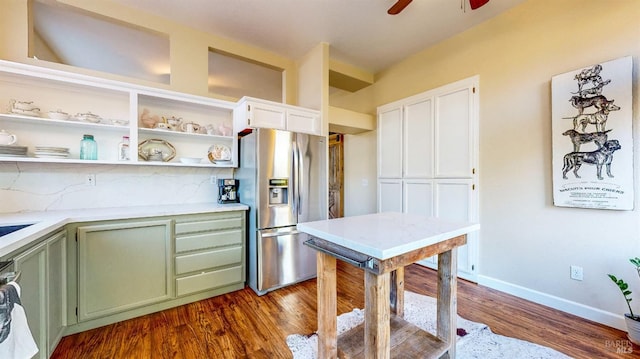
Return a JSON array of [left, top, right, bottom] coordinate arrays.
[[297, 212, 480, 359]]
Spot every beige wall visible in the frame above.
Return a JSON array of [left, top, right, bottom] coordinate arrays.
[[0, 0, 298, 102], [334, 0, 640, 329]]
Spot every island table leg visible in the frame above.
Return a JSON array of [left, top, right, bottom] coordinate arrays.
[[364, 270, 391, 359], [437, 248, 458, 359], [390, 267, 405, 318], [317, 252, 337, 359]]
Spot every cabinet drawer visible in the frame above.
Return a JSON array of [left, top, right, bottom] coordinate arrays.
[[176, 265, 243, 296], [175, 217, 242, 235], [175, 246, 242, 275], [176, 229, 242, 253]]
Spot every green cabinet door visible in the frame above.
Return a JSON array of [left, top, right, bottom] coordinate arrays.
[[14, 241, 47, 359], [47, 230, 66, 357], [77, 219, 172, 322]]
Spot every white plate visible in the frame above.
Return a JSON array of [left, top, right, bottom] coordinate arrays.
[[0, 154, 27, 157], [34, 153, 69, 158], [34, 147, 69, 153], [179, 157, 202, 164]]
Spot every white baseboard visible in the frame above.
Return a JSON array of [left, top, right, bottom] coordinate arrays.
[[477, 274, 626, 331]]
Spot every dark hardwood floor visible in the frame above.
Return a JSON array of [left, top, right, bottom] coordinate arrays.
[[52, 262, 638, 358]]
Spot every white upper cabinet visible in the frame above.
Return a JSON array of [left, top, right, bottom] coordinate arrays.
[[235, 97, 322, 136]]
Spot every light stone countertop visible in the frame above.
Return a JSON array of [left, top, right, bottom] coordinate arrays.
[[297, 212, 480, 260], [0, 202, 248, 258]]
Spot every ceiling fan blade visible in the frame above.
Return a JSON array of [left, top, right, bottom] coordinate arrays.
[[387, 0, 413, 15], [469, 0, 490, 10]]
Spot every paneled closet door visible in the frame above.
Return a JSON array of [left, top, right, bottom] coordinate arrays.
[[403, 98, 433, 178], [378, 108, 403, 178], [434, 86, 474, 178], [403, 179, 434, 216], [420, 179, 476, 279], [378, 179, 403, 212]]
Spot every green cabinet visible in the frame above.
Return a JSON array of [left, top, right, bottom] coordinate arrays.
[[76, 219, 172, 322], [174, 212, 245, 297], [46, 230, 66, 356], [15, 242, 46, 359], [14, 229, 67, 359]]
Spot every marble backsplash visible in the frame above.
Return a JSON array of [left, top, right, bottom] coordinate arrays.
[[0, 161, 234, 213]]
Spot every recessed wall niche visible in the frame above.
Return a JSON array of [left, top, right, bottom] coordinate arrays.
[[30, 0, 170, 84], [208, 49, 283, 102]]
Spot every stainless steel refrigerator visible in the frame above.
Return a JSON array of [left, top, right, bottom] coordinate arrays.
[[236, 128, 327, 295]]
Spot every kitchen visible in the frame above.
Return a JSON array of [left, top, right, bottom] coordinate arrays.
[[1, 0, 639, 358]]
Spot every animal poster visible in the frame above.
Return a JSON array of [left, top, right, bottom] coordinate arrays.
[[552, 56, 633, 210]]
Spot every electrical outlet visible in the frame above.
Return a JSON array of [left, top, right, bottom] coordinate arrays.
[[570, 265, 583, 281], [210, 175, 217, 185], [86, 174, 96, 186]]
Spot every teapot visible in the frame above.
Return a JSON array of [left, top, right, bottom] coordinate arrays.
[[180, 122, 200, 133], [163, 116, 183, 131], [0, 130, 17, 146]]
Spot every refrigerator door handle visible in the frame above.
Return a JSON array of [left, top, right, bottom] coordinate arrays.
[[291, 139, 297, 217], [260, 229, 301, 238], [293, 137, 302, 216]]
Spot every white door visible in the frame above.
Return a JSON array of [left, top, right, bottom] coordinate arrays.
[[403, 179, 433, 216], [378, 179, 403, 212], [434, 86, 474, 178], [377, 76, 479, 281], [404, 98, 433, 179], [418, 77, 479, 281], [378, 108, 403, 178]]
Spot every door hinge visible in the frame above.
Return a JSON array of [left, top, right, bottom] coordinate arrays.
[[472, 264, 475, 271], [247, 104, 251, 111], [75, 307, 78, 317], [247, 119, 251, 125], [75, 233, 78, 242], [472, 87, 476, 93], [472, 184, 476, 190], [472, 168, 476, 174]]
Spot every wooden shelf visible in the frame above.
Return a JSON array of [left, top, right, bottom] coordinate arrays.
[[337, 315, 449, 359]]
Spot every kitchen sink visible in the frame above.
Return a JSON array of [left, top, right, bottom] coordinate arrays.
[[0, 224, 34, 237]]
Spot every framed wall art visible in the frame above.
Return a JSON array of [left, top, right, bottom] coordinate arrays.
[[551, 56, 633, 210]]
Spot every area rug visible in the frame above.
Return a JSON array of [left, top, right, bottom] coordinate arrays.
[[286, 291, 571, 359]]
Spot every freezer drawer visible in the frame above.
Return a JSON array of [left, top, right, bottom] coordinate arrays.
[[257, 227, 317, 292]]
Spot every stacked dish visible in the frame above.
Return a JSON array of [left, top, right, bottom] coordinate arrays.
[[0, 145, 28, 157], [34, 146, 70, 159]]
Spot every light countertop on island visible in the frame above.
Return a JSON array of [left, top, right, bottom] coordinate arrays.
[[297, 212, 480, 260], [0, 202, 248, 258]]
